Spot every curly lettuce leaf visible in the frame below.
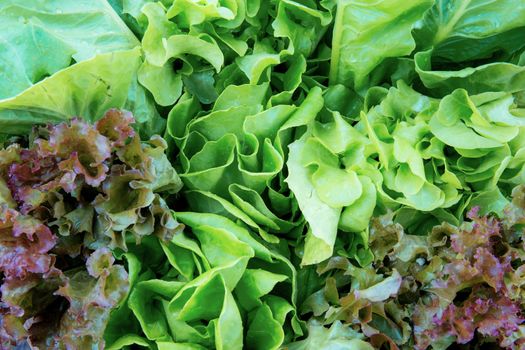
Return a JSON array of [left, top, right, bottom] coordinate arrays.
[[169, 85, 323, 243], [286, 321, 373, 350], [286, 134, 340, 265], [0, 112, 182, 348]]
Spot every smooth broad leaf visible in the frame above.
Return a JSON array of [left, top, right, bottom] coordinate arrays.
[[323, 85, 363, 121], [212, 83, 268, 112], [312, 111, 370, 155], [171, 273, 228, 322], [469, 187, 510, 216], [128, 280, 184, 342], [104, 253, 144, 347], [121, 0, 153, 20], [286, 134, 341, 265], [183, 190, 274, 239], [415, 49, 525, 95], [236, 43, 281, 84], [235, 269, 288, 311], [157, 342, 207, 350], [215, 287, 243, 350], [163, 272, 245, 348], [138, 60, 183, 106], [166, 93, 201, 141], [0, 0, 139, 99], [161, 241, 196, 281], [413, 0, 525, 62], [246, 303, 284, 350], [164, 268, 248, 347], [0, 49, 141, 135], [106, 334, 151, 350], [310, 164, 362, 208], [191, 224, 254, 289], [124, 74, 166, 138], [329, 0, 432, 90], [228, 184, 298, 234], [339, 176, 377, 233], [174, 212, 274, 262], [182, 70, 219, 105]]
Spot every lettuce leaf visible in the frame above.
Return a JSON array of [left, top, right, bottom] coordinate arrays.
[[0, 111, 182, 349], [3, 1, 525, 349], [0, 49, 165, 137], [0, 0, 139, 99], [105, 212, 302, 350], [413, 0, 525, 63], [297, 188, 525, 349], [329, 0, 432, 90]]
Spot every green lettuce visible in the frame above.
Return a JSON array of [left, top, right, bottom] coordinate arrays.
[[0, 0, 139, 99], [414, 49, 525, 96], [413, 0, 525, 63], [0, 1, 165, 138], [169, 84, 319, 243], [105, 212, 301, 350], [329, 0, 433, 91]]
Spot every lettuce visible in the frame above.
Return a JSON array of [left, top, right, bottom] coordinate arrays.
[[413, 0, 525, 64], [287, 321, 373, 350], [0, 0, 139, 100], [0, 1, 164, 138], [3, 1, 525, 349], [0, 111, 182, 348], [298, 187, 525, 349], [104, 212, 301, 350], [329, 0, 433, 91]]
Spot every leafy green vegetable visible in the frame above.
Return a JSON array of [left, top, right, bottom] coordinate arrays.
[[286, 321, 373, 350], [329, 0, 433, 91], [0, 49, 165, 137], [105, 212, 301, 350], [413, 0, 525, 63], [414, 49, 525, 95], [0, 0, 139, 99], [3, 0, 525, 349], [286, 133, 341, 265]]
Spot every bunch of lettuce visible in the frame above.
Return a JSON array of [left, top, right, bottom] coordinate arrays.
[[168, 69, 525, 267], [2, 1, 525, 263], [0, 0, 164, 138], [295, 185, 525, 350], [104, 212, 302, 350], [133, 0, 525, 269], [2, 0, 525, 349], [0, 111, 182, 348]]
